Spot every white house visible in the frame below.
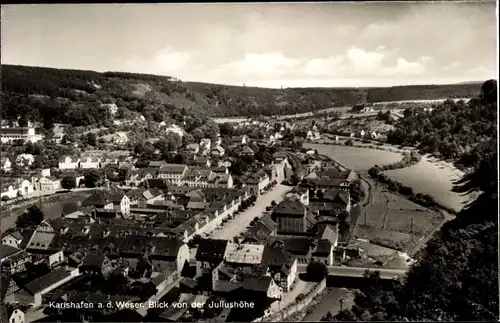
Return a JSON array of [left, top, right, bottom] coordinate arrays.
[[1, 179, 34, 200], [370, 131, 379, 139], [306, 131, 321, 141], [312, 240, 336, 266], [79, 156, 101, 169], [358, 130, 366, 138], [17, 179, 34, 196], [1, 231, 24, 248], [199, 138, 211, 152], [1, 182, 18, 200], [35, 177, 61, 192], [1, 157, 12, 172], [186, 143, 200, 154], [1, 126, 43, 144], [58, 156, 80, 170], [24, 267, 80, 307], [6, 308, 25, 323], [15, 154, 34, 167]]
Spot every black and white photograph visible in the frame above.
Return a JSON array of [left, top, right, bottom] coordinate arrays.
[[0, 2, 498, 322]]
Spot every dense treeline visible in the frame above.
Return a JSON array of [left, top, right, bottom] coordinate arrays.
[[1, 65, 483, 123], [325, 80, 498, 321], [387, 80, 497, 167], [366, 83, 481, 102]]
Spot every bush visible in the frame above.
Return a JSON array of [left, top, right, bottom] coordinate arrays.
[[61, 175, 77, 190], [306, 261, 328, 281]]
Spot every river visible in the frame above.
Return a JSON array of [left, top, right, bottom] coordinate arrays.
[[0, 193, 90, 233]]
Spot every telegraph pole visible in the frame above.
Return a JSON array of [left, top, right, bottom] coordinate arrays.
[[410, 217, 413, 234], [364, 211, 367, 227], [38, 185, 42, 209]]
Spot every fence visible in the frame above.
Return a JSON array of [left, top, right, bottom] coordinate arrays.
[[253, 278, 327, 322]]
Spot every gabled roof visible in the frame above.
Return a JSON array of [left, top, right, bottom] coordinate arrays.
[[24, 267, 72, 295], [242, 276, 272, 293], [26, 231, 55, 250], [273, 199, 306, 217], [224, 243, 264, 264], [1, 230, 23, 241], [312, 239, 333, 256], [186, 201, 209, 210], [140, 168, 159, 178], [211, 145, 225, 153], [158, 164, 187, 174], [0, 245, 21, 259], [280, 237, 311, 255], [81, 253, 107, 268], [195, 239, 228, 263], [83, 188, 126, 207], [61, 202, 81, 216], [262, 246, 295, 275], [240, 146, 254, 154], [317, 224, 338, 245], [323, 189, 350, 205], [148, 161, 166, 168]]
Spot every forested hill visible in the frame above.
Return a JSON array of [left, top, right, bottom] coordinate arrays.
[[1, 64, 483, 125]]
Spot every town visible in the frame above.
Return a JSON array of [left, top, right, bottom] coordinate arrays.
[[1, 2, 497, 323], [0, 109, 383, 322]]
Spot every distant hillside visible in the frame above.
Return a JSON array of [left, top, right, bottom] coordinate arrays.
[[1, 65, 483, 126]]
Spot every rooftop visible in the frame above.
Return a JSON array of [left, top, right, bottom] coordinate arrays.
[[24, 267, 73, 295], [224, 243, 264, 265], [0, 245, 21, 259]]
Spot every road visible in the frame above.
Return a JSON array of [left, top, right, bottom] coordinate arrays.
[[301, 287, 355, 322], [297, 264, 407, 280], [210, 184, 292, 240], [270, 279, 317, 315]]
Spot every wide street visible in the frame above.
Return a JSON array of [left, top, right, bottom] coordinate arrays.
[[210, 184, 292, 240]]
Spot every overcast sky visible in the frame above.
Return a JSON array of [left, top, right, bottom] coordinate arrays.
[[1, 3, 497, 88]]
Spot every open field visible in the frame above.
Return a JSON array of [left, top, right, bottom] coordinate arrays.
[[383, 155, 473, 212], [354, 186, 443, 253], [304, 143, 402, 170]]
